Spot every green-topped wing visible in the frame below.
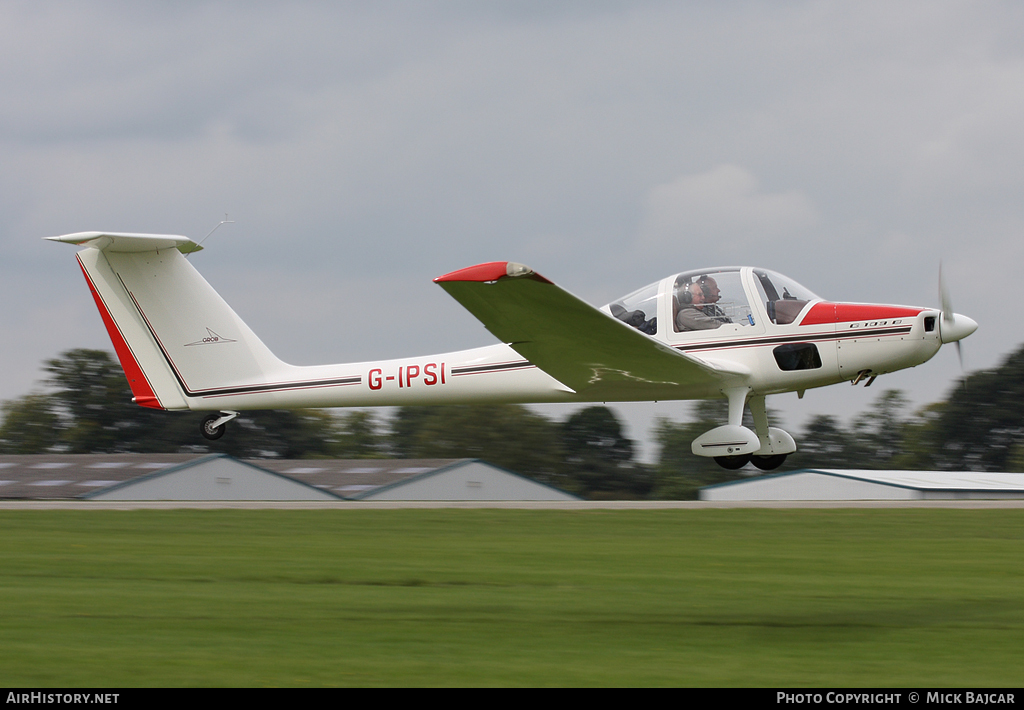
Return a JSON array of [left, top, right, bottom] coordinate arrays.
[[435, 262, 744, 400]]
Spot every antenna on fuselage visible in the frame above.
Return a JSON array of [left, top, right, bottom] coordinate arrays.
[[187, 214, 235, 258]]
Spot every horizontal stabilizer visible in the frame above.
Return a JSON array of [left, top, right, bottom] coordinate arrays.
[[46, 232, 202, 254], [435, 261, 733, 399]]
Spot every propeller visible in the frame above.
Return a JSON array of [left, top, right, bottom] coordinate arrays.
[[938, 261, 978, 374]]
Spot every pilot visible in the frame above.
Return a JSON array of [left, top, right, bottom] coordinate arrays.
[[675, 275, 730, 332]]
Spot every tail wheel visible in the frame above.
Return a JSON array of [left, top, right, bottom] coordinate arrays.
[[200, 413, 226, 440], [750, 454, 787, 471], [714, 454, 751, 470]]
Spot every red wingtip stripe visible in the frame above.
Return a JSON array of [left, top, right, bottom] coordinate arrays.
[[434, 261, 553, 284], [434, 262, 511, 283], [76, 256, 164, 410]]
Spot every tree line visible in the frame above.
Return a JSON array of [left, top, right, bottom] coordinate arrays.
[[2, 346, 1024, 498]]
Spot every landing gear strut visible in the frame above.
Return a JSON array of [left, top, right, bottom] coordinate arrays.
[[200, 411, 239, 441], [699, 390, 796, 470]]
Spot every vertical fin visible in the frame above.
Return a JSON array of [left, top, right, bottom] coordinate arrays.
[[56, 233, 287, 410], [75, 248, 188, 410]]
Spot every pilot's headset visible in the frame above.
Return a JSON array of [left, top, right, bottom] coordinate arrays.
[[677, 275, 713, 304], [695, 274, 714, 301], [676, 277, 695, 305]]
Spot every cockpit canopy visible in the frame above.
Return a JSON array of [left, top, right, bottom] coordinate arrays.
[[605, 267, 820, 337], [751, 268, 819, 326]]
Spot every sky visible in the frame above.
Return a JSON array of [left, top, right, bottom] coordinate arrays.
[[2, 1, 1022, 461]]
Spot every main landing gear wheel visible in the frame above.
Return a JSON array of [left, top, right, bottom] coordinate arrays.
[[714, 454, 751, 470], [750, 454, 787, 471], [200, 413, 226, 441]]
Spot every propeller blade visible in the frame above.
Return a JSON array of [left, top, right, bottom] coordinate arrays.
[[956, 340, 968, 392], [939, 262, 974, 387], [939, 261, 954, 324], [937, 262, 978, 344]]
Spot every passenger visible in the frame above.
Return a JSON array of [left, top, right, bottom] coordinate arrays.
[[675, 275, 731, 331], [611, 304, 657, 335]]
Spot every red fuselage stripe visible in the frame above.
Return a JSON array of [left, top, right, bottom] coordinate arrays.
[[800, 302, 926, 325]]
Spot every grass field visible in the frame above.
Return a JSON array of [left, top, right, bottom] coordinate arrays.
[[0, 508, 1022, 687]]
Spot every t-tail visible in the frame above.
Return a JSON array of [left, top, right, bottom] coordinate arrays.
[[48, 232, 287, 411]]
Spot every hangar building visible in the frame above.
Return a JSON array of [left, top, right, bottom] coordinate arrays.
[[701, 469, 1024, 501], [0, 454, 579, 501]]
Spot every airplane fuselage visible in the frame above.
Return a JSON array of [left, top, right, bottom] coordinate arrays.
[[156, 267, 945, 412]]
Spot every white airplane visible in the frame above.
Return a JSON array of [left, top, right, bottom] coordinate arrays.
[[49, 231, 977, 471]]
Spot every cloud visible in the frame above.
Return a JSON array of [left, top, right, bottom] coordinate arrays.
[[639, 165, 819, 248]]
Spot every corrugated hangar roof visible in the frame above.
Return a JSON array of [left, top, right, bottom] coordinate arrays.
[[0, 454, 580, 501], [250, 458, 473, 498], [0, 454, 204, 499], [89, 455, 341, 501], [701, 469, 1024, 501]]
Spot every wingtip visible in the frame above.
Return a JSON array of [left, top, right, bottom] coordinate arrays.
[[434, 261, 513, 283], [434, 261, 550, 284]]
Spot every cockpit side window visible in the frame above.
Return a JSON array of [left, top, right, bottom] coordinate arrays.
[[672, 269, 754, 333], [754, 270, 819, 325], [608, 282, 659, 335]]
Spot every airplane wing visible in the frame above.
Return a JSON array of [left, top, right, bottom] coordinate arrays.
[[435, 262, 746, 400]]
